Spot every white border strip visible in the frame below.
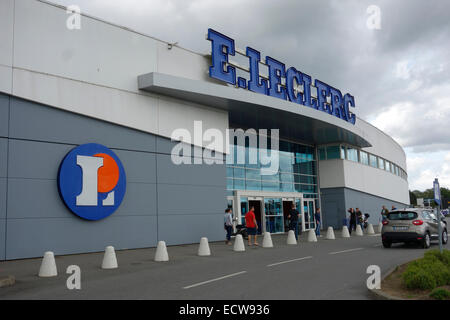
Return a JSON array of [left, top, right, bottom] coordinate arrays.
[[182, 271, 247, 289], [328, 248, 363, 255], [267, 256, 313, 267]]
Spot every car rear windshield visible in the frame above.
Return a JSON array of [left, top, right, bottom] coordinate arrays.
[[388, 211, 418, 220]]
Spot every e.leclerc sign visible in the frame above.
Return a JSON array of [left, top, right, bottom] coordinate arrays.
[[207, 28, 356, 125], [58, 143, 126, 221]]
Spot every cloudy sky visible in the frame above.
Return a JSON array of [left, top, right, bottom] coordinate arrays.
[[51, 0, 450, 191]]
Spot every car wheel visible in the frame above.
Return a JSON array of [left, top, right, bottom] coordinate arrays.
[[382, 241, 391, 248], [422, 233, 431, 249], [443, 230, 448, 245]]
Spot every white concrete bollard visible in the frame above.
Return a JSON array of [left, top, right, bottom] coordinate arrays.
[[233, 234, 245, 252], [307, 229, 317, 242], [355, 224, 364, 236], [341, 226, 350, 238], [154, 241, 169, 262], [198, 237, 211, 256], [367, 224, 375, 235], [101, 246, 118, 269], [378, 223, 383, 233], [262, 232, 274, 248], [38, 251, 57, 277], [286, 230, 297, 245], [326, 227, 335, 240]]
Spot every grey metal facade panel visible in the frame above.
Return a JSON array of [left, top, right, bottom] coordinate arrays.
[[9, 97, 157, 152], [8, 139, 157, 187], [343, 188, 407, 225], [0, 138, 7, 177], [156, 154, 226, 187], [320, 188, 346, 229], [0, 178, 5, 219], [113, 182, 157, 217], [7, 139, 73, 179], [7, 178, 157, 219], [321, 187, 409, 229], [7, 178, 66, 219], [157, 184, 227, 216], [6, 215, 158, 260], [113, 149, 156, 184], [1, 93, 228, 260], [0, 93, 8, 138], [0, 219, 5, 260], [158, 213, 225, 246], [156, 135, 178, 155], [156, 136, 224, 161]]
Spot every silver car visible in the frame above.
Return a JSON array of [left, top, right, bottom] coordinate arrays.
[[381, 208, 448, 248]]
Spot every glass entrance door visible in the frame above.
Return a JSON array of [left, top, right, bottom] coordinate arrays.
[[303, 200, 316, 230], [248, 199, 263, 235], [233, 191, 307, 235], [239, 197, 263, 234], [264, 198, 284, 234]]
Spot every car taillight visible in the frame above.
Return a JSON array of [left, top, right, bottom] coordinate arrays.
[[382, 220, 389, 225], [412, 220, 423, 226]]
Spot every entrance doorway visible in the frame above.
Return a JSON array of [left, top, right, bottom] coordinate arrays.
[[303, 200, 316, 230], [248, 200, 262, 235], [282, 200, 294, 231], [233, 191, 308, 235]]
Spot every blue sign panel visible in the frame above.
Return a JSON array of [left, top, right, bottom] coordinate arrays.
[[434, 178, 441, 206], [207, 28, 356, 125], [58, 143, 126, 221]]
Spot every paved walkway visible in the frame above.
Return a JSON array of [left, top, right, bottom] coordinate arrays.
[[0, 229, 447, 299]]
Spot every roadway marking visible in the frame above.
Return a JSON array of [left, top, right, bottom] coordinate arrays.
[[267, 256, 313, 267], [328, 248, 364, 255], [182, 271, 247, 289]]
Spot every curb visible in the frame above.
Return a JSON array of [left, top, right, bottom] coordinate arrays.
[[368, 265, 403, 300], [0, 275, 15, 288]]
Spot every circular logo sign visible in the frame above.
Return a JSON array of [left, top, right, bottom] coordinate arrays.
[[58, 143, 126, 221]]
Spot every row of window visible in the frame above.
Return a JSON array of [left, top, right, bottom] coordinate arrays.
[[318, 145, 408, 180], [226, 145, 315, 169], [226, 178, 318, 194], [227, 159, 316, 176], [227, 166, 317, 184]]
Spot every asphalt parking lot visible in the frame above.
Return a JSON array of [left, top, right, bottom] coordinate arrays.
[[0, 226, 448, 300]]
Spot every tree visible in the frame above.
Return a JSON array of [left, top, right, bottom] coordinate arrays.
[[409, 191, 417, 206], [410, 187, 450, 208]]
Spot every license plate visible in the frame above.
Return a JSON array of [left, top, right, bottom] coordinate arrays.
[[393, 226, 408, 231]]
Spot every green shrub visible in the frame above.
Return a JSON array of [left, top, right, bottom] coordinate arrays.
[[424, 249, 450, 266], [403, 266, 437, 290], [402, 251, 450, 290], [429, 288, 450, 300]]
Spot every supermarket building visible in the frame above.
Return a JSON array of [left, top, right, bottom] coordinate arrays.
[[0, 0, 409, 260]]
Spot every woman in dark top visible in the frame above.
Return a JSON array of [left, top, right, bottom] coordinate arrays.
[[348, 208, 357, 235]]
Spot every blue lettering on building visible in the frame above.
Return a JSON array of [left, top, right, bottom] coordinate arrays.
[[207, 28, 356, 125]]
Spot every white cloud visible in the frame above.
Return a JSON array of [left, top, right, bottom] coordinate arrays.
[[406, 79, 422, 92], [395, 60, 411, 79], [406, 149, 450, 190]]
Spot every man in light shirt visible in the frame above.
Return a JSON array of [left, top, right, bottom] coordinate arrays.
[[224, 208, 234, 245]]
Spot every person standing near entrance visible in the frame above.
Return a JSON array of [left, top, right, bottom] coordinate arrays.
[[287, 203, 300, 240], [348, 208, 357, 235], [245, 206, 258, 246], [355, 208, 363, 230], [314, 208, 321, 237], [381, 205, 389, 222], [224, 208, 234, 245]]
